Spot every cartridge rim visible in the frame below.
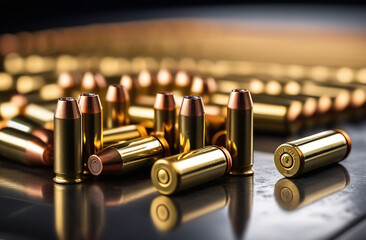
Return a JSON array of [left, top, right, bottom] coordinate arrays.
[[335, 129, 352, 158], [53, 175, 83, 184], [217, 146, 232, 175], [274, 143, 304, 178]]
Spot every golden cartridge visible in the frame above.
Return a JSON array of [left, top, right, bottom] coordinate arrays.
[[274, 129, 351, 178], [120, 74, 137, 103], [103, 125, 147, 145], [174, 70, 191, 96], [128, 105, 154, 129], [105, 84, 129, 128], [6, 115, 53, 145], [226, 89, 253, 176], [151, 145, 232, 195], [23, 103, 54, 130], [150, 185, 229, 232], [78, 93, 103, 175], [0, 127, 53, 166], [154, 92, 176, 154], [190, 76, 217, 103], [156, 69, 173, 92], [179, 95, 205, 153], [54, 97, 83, 184], [88, 135, 169, 176], [275, 164, 349, 210]]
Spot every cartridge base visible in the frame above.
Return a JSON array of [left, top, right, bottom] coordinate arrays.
[[229, 167, 254, 176], [53, 174, 83, 184]]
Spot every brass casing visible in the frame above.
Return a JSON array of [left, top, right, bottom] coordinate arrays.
[[151, 146, 231, 195], [54, 184, 84, 240], [103, 125, 147, 145], [89, 136, 169, 175], [154, 108, 176, 154], [105, 101, 129, 128], [274, 130, 351, 178], [226, 108, 253, 175], [179, 115, 205, 153], [54, 118, 83, 184], [150, 185, 229, 232], [0, 128, 52, 165], [274, 164, 349, 210], [82, 113, 103, 174], [24, 103, 54, 130]]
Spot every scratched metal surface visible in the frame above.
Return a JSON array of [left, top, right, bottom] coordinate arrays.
[[0, 119, 364, 240]]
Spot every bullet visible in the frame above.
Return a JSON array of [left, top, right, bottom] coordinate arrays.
[[54, 97, 83, 184], [179, 95, 205, 153], [151, 145, 232, 195], [226, 89, 253, 176], [120, 74, 136, 103], [156, 69, 173, 92], [154, 92, 176, 154], [274, 129, 351, 178], [150, 185, 229, 232], [105, 84, 129, 128], [274, 164, 349, 210], [88, 135, 169, 176], [78, 93, 103, 175], [6, 115, 54, 145], [190, 76, 217, 103], [103, 125, 147, 145], [24, 103, 54, 130], [0, 127, 53, 165]]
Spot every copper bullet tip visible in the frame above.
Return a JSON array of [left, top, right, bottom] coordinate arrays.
[[57, 72, 79, 89], [87, 148, 122, 176], [227, 89, 253, 110], [154, 92, 176, 111], [179, 95, 205, 116], [55, 97, 81, 119], [106, 84, 129, 103], [157, 69, 173, 86], [78, 93, 102, 114], [175, 71, 190, 87], [191, 76, 217, 94], [81, 72, 107, 90], [138, 70, 152, 88]]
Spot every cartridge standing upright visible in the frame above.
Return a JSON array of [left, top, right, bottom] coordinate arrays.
[[226, 89, 254, 175], [105, 84, 129, 128], [179, 95, 205, 153], [54, 97, 83, 184], [78, 93, 103, 174]]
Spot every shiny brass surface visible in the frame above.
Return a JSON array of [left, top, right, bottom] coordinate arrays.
[[24, 103, 54, 130], [128, 105, 154, 126], [179, 115, 205, 152], [274, 130, 351, 177], [54, 98, 83, 184], [226, 89, 253, 175], [151, 145, 231, 195], [275, 164, 350, 210], [150, 185, 229, 232], [103, 125, 147, 145], [0, 127, 53, 165], [83, 184, 105, 240], [88, 136, 169, 176], [105, 84, 130, 128]]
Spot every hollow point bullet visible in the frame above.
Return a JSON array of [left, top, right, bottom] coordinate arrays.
[[179, 95, 205, 153], [0, 127, 53, 165], [226, 89, 253, 175], [78, 93, 103, 174], [54, 97, 83, 184], [105, 84, 129, 128], [154, 92, 176, 154], [88, 136, 169, 176]]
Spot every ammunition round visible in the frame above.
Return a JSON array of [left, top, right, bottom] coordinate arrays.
[[105, 84, 130, 128]]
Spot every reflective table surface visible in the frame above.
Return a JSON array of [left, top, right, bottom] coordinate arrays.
[[0, 120, 365, 240]]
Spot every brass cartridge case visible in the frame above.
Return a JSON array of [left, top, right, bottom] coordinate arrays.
[[274, 164, 349, 210], [54, 97, 83, 184], [0, 127, 53, 165], [7, 115, 54, 145], [78, 93, 103, 175], [226, 89, 253, 176], [179, 95, 205, 153], [24, 103, 54, 130], [154, 92, 176, 154], [103, 125, 147, 145], [128, 105, 154, 127], [105, 84, 129, 128], [274, 129, 351, 178], [150, 185, 229, 232], [151, 145, 232, 195], [88, 135, 169, 176]]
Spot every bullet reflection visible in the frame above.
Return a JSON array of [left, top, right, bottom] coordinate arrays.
[[274, 164, 350, 211], [150, 185, 229, 232], [222, 176, 253, 239]]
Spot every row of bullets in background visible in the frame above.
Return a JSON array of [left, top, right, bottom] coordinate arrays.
[[0, 160, 350, 238], [0, 66, 353, 192]]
